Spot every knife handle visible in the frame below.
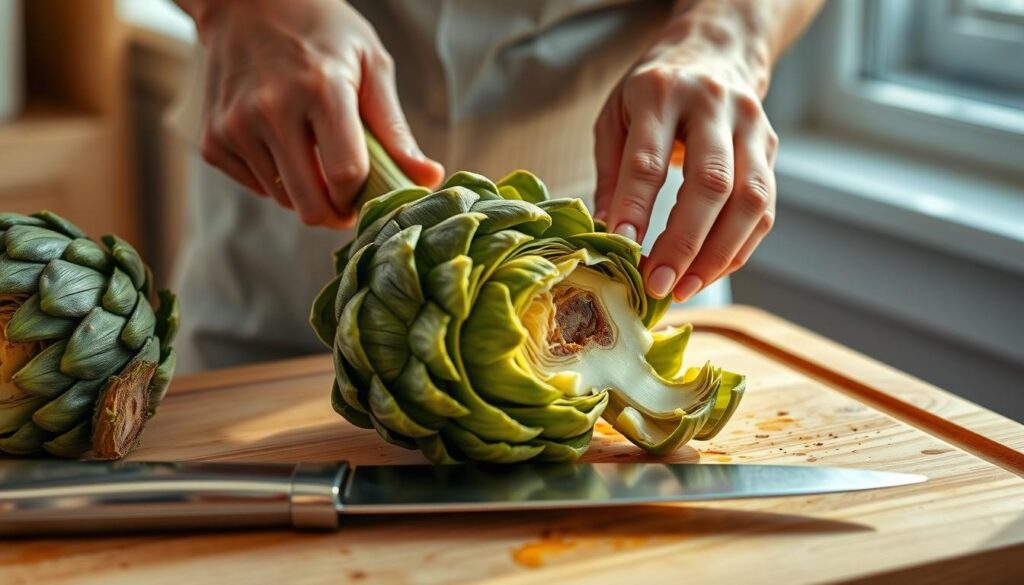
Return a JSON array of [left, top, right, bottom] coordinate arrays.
[[0, 461, 349, 535]]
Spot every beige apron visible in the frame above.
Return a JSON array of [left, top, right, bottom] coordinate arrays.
[[170, 0, 729, 373]]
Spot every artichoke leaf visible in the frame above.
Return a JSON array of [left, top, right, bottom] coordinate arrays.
[[64, 238, 113, 273], [442, 424, 545, 463], [102, 268, 138, 316], [367, 375, 436, 438], [416, 212, 486, 270], [415, 432, 461, 464], [357, 292, 409, 382], [102, 235, 146, 288], [442, 171, 500, 201], [646, 324, 693, 379], [395, 187, 478, 228], [4, 225, 72, 262], [407, 302, 460, 381], [471, 199, 552, 237], [0, 254, 44, 294], [461, 283, 527, 366], [120, 294, 156, 351], [394, 358, 468, 418], [31, 377, 106, 433], [358, 186, 431, 235], [34, 210, 87, 239], [530, 430, 594, 462], [467, 357, 561, 407], [0, 421, 51, 455], [424, 255, 473, 321], [496, 170, 549, 204], [7, 294, 77, 341], [11, 340, 76, 397], [336, 288, 375, 375], [61, 307, 134, 380], [537, 198, 595, 239], [42, 420, 92, 458], [0, 395, 47, 434], [310, 272, 342, 348], [367, 225, 425, 324], [332, 380, 373, 429], [38, 259, 106, 318]]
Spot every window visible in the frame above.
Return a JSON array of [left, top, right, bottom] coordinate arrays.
[[810, 0, 1024, 173]]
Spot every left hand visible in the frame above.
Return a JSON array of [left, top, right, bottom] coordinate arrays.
[[594, 16, 778, 301]]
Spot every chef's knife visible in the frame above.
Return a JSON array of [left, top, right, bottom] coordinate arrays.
[[0, 460, 924, 535]]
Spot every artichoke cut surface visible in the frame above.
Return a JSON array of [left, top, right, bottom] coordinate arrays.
[[311, 171, 744, 463], [0, 212, 177, 459]]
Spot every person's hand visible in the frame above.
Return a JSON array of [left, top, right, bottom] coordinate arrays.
[[189, 0, 444, 227], [593, 16, 778, 301]]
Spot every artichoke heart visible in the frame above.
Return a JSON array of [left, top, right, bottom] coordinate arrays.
[[311, 168, 744, 463], [0, 211, 178, 459]]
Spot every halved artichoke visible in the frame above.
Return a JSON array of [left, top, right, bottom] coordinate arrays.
[[0, 211, 177, 459], [311, 170, 744, 463]]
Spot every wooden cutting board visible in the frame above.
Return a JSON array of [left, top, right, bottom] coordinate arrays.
[[3, 306, 1023, 584]]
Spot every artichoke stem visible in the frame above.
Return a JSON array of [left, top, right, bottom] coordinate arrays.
[[91, 360, 157, 460], [355, 129, 418, 209]]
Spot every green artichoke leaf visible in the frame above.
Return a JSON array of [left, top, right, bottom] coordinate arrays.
[[148, 348, 177, 415], [502, 392, 609, 440], [395, 187, 478, 228], [331, 379, 373, 429], [336, 243, 374, 321], [442, 171, 500, 201], [369, 413, 418, 450], [0, 212, 48, 229], [367, 225, 425, 324], [332, 242, 353, 275], [38, 259, 106, 318], [467, 357, 561, 407], [154, 290, 179, 355], [310, 272, 342, 348], [6, 294, 77, 341], [530, 430, 594, 462], [0, 254, 44, 294], [694, 370, 746, 440], [407, 302, 460, 381], [61, 307, 134, 380], [358, 186, 431, 235], [334, 340, 368, 414], [393, 357, 469, 418], [424, 255, 473, 321], [102, 268, 138, 316], [41, 420, 92, 458], [31, 377, 106, 433], [34, 210, 87, 239], [537, 198, 595, 239], [102, 235, 146, 288], [415, 432, 461, 464], [567, 232, 641, 267], [63, 238, 113, 273], [488, 255, 561, 313], [467, 230, 533, 279], [645, 324, 693, 379], [358, 292, 409, 382], [4, 225, 72, 262], [497, 185, 522, 200], [471, 199, 552, 238], [0, 395, 48, 434], [0, 421, 51, 455], [11, 340, 76, 397], [461, 283, 527, 366], [605, 389, 717, 455], [368, 375, 436, 438], [336, 288, 375, 375], [442, 424, 545, 463], [497, 169, 550, 204], [120, 294, 156, 351], [415, 212, 486, 270]]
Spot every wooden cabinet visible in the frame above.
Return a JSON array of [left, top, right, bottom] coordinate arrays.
[[0, 0, 138, 244]]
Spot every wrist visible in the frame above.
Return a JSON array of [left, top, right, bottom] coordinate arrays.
[[175, 0, 243, 43], [661, 4, 773, 96]]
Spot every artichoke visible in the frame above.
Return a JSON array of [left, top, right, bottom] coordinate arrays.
[[0, 211, 177, 459], [311, 166, 744, 463]]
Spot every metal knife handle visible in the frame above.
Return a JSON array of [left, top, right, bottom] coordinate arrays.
[[0, 460, 349, 535]]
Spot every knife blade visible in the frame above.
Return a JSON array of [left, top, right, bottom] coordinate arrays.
[[0, 460, 925, 535]]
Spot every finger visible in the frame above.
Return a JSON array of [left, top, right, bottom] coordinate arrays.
[[240, 139, 292, 209], [592, 92, 626, 222], [725, 210, 774, 276], [263, 118, 342, 227], [310, 79, 369, 220], [644, 120, 734, 299], [360, 53, 445, 188], [606, 110, 676, 243], [676, 128, 774, 297], [199, 128, 267, 196]]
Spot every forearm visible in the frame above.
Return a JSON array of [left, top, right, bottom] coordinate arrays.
[[667, 0, 825, 95]]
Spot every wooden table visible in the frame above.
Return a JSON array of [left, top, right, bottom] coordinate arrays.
[[3, 306, 1023, 584]]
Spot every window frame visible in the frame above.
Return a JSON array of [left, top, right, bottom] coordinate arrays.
[[810, 0, 1024, 175]]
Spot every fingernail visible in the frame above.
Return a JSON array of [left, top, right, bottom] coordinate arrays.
[[406, 146, 427, 161], [673, 274, 703, 302], [647, 266, 677, 298], [594, 210, 608, 222], [614, 222, 638, 242]]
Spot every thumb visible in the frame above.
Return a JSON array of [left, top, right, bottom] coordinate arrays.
[[360, 58, 445, 188]]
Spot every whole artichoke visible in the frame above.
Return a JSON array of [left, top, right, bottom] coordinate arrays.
[[311, 168, 743, 463], [0, 211, 177, 459]]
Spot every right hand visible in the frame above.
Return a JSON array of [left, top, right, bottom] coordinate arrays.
[[190, 0, 444, 227]]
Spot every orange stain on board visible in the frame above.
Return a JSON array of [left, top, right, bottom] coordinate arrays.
[[512, 533, 654, 568], [756, 417, 798, 432], [714, 456, 733, 463]]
